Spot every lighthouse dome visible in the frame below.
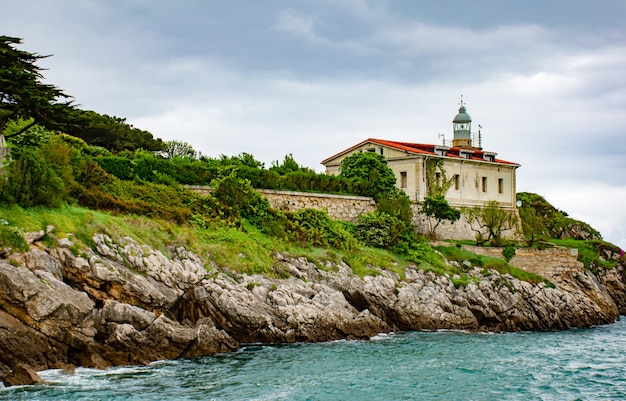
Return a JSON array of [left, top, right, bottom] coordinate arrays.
[[453, 105, 471, 123]]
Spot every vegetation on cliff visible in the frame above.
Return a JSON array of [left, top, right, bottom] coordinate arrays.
[[0, 36, 622, 286]]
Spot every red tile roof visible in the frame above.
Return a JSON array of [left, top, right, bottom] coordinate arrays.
[[321, 138, 519, 166]]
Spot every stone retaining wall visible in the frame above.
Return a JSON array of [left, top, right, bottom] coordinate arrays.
[[258, 189, 376, 222], [413, 204, 523, 242], [462, 245, 584, 282], [185, 186, 376, 223]]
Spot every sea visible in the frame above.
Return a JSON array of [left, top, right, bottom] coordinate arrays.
[[3, 318, 625, 401]]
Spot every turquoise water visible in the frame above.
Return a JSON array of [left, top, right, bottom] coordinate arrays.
[[3, 318, 626, 400]]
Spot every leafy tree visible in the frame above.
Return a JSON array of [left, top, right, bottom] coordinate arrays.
[[339, 152, 397, 199], [518, 206, 545, 245], [0, 135, 77, 207], [270, 154, 313, 175], [165, 140, 197, 159], [421, 195, 461, 238], [464, 200, 519, 246], [0, 36, 76, 137], [219, 152, 265, 169], [3, 118, 52, 147], [67, 110, 165, 152]]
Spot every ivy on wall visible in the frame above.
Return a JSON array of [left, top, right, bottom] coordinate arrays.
[[425, 158, 455, 197]]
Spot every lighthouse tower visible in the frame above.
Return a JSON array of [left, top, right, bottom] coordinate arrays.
[[452, 97, 472, 148]]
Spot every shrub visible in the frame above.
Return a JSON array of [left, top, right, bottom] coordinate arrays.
[[209, 172, 272, 227], [353, 211, 407, 249], [406, 242, 447, 270], [503, 245, 516, 262], [376, 193, 414, 226], [95, 156, 134, 180], [287, 208, 357, 250], [0, 144, 69, 207]]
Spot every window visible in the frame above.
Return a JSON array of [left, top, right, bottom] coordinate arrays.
[[435, 172, 441, 187], [498, 178, 504, 194], [380, 148, 384, 155], [454, 174, 460, 190], [481, 177, 487, 192], [400, 171, 407, 188]]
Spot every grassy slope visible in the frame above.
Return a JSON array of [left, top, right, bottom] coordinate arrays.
[[1, 204, 558, 289], [0, 205, 411, 278]]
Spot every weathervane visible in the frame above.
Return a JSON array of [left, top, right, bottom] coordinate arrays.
[[459, 94, 465, 107]]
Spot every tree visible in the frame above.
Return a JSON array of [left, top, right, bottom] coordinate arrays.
[[67, 110, 165, 152], [518, 206, 545, 245], [339, 152, 398, 199], [165, 140, 197, 159], [219, 152, 265, 169], [270, 154, 312, 175], [421, 195, 461, 238], [0, 36, 76, 137], [464, 200, 519, 246]]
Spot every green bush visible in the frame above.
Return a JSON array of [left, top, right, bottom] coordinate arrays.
[[503, 245, 516, 262], [95, 156, 134, 180], [353, 211, 407, 249], [209, 172, 272, 226], [287, 209, 357, 250], [407, 242, 447, 270], [0, 141, 73, 207]]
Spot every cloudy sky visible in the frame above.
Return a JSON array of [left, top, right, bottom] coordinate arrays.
[[2, 1, 625, 248]]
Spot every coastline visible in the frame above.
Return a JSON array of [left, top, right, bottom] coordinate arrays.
[[1, 232, 624, 386]]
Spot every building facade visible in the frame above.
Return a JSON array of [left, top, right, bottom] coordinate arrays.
[[321, 102, 520, 210]]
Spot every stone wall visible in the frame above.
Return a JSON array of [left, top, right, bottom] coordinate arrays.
[[186, 186, 376, 223], [258, 189, 376, 222], [462, 245, 584, 282], [186, 185, 211, 197], [412, 204, 523, 242]]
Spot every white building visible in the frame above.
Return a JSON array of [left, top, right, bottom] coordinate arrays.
[[321, 101, 520, 210]]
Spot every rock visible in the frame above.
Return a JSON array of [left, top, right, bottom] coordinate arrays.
[[0, 233, 624, 387], [3, 364, 40, 386], [57, 237, 73, 248], [24, 230, 45, 244], [0, 310, 69, 384], [24, 248, 64, 280], [97, 300, 156, 331]]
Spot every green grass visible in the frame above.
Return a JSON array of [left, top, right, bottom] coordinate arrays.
[[195, 224, 283, 276], [548, 238, 619, 271], [0, 205, 411, 279], [0, 204, 193, 255], [343, 247, 409, 279], [434, 245, 548, 285], [0, 205, 563, 288]]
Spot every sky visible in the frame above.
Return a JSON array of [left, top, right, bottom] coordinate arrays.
[[2, 1, 625, 248]]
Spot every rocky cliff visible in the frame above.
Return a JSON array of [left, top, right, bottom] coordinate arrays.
[[1, 232, 624, 386]]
